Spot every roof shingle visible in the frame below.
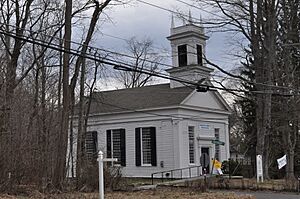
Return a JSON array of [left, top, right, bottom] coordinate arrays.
[[89, 83, 194, 114]]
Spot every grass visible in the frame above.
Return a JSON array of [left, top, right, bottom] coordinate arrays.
[[0, 188, 255, 199]]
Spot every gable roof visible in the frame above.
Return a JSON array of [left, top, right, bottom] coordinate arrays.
[[89, 83, 194, 114]]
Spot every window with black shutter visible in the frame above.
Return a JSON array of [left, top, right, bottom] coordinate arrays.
[[135, 127, 157, 166], [106, 129, 126, 166], [188, 126, 195, 164], [178, 45, 187, 67], [85, 131, 98, 159]]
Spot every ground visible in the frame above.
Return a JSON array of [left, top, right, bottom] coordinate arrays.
[[0, 188, 254, 199]]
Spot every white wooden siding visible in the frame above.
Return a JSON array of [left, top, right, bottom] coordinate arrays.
[[90, 119, 176, 178], [68, 94, 230, 178]]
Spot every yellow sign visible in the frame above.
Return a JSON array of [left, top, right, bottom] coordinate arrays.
[[212, 159, 222, 169]]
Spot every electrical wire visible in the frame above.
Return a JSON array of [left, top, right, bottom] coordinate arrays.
[[1, 28, 299, 96], [136, 0, 202, 24], [2, 22, 297, 93]]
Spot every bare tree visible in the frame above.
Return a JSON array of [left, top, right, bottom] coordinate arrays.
[[194, 0, 278, 179], [114, 37, 164, 88], [273, 0, 300, 180], [0, 0, 65, 189]]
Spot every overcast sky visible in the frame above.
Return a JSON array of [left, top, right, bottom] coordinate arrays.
[[93, 0, 241, 89]]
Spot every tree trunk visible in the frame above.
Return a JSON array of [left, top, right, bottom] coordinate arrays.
[[53, 0, 72, 188]]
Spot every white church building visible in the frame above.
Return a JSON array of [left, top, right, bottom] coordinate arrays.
[[75, 17, 231, 178]]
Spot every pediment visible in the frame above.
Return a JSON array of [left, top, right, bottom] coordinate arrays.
[[181, 90, 230, 112]]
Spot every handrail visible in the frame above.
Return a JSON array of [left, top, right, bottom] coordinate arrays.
[[151, 165, 202, 185]]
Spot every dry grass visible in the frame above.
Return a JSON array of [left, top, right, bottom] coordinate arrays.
[[0, 188, 255, 199]]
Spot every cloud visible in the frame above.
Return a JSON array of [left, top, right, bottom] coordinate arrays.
[[95, 1, 237, 74]]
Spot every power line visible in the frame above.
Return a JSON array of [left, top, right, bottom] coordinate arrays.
[[0, 29, 202, 88], [174, 0, 223, 19], [1, 28, 299, 96], [1, 23, 175, 70], [136, 0, 202, 24], [101, 30, 300, 91], [135, 0, 228, 29], [4, 22, 294, 93]]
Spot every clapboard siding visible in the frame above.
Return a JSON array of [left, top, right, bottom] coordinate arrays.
[[175, 119, 229, 170], [91, 119, 175, 177], [77, 106, 230, 178]]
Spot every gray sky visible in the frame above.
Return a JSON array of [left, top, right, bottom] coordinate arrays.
[[94, 0, 241, 89]]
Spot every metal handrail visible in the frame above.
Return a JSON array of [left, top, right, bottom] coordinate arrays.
[[151, 165, 202, 185]]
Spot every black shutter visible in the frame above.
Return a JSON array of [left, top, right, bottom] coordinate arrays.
[[106, 130, 111, 158], [92, 131, 98, 157], [150, 127, 157, 166], [135, 128, 141, 166], [120, 129, 126, 166]]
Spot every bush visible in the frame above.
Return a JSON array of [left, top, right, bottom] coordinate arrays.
[[222, 160, 243, 176], [104, 164, 127, 191]]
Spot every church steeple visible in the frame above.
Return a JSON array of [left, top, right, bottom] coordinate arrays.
[[167, 13, 213, 88], [188, 10, 193, 24], [171, 14, 175, 29]]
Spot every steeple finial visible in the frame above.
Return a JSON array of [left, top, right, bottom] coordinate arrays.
[[188, 10, 193, 24], [199, 14, 203, 27], [171, 14, 175, 29], [199, 13, 205, 33]]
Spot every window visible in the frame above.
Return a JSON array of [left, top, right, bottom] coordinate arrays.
[[135, 127, 157, 166], [85, 131, 98, 159], [215, 128, 220, 161], [197, 44, 203, 66], [107, 129, 126, 166], [188, 126, 195, 164], [178, 45, 187, 67]]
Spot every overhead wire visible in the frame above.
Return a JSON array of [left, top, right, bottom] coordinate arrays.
[[174, 0, 224, 19], [101, 31, 292, 89], [3, 22, 295, 93], [1, 25, 299, 96], [0, 28, 204, 89], [135, 0, 202, 24]]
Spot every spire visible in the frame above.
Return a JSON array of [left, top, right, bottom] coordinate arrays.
[[188, 10, 193, 24], [199, 13, 205, 33], [199, 14, 203, 28], [171, 14, 175, 29]]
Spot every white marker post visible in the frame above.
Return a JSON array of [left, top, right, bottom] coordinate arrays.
[[97, 151, 117, 199], [256, 155, 263, 183]]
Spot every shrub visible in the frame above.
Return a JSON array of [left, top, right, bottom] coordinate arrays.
[[221, 160, 243, 176]]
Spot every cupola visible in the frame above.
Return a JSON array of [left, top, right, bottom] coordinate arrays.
[[167, 13, 214, 88]]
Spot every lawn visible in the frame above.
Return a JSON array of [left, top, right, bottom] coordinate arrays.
[[0, 188, 254, 199]]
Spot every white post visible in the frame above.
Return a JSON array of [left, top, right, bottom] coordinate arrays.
[[98, 151, 104, 199], [256, 155, 263, 183]]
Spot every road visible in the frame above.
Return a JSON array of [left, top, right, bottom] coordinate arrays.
[[233, 190, 300, 199]]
